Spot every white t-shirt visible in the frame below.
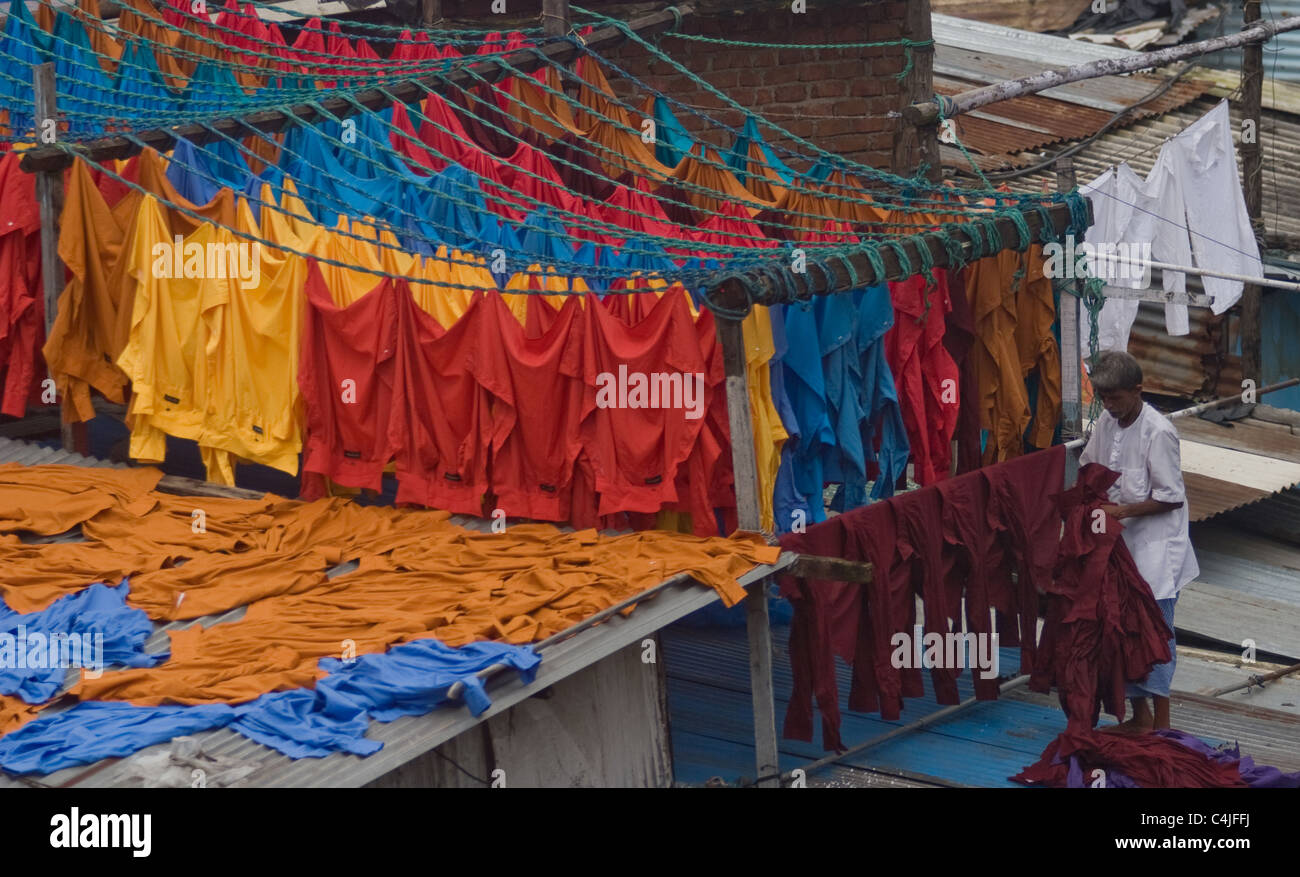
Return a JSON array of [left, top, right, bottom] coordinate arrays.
[[1079, 402, 1199, 599]]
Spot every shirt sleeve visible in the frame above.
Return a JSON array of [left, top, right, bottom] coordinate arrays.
[[1147, 427, 1187, 504]]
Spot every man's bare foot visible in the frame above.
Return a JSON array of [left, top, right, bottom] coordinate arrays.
[[1103, 716, 1154, 735]]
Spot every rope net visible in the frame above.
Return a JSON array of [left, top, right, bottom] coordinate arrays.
[[0, 0, 1090, 304]]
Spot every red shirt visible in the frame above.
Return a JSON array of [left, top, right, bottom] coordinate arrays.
[[579, 290, 705, 516], [298, 260, 400, 498], [390, 289, 509, 516], [484, 292, 587, 522]]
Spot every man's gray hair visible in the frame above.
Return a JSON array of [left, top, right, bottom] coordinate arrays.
[[1090, 350, 1143, 393]]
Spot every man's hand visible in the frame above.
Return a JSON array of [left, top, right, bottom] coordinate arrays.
[[1100, 503, 1126, 520]]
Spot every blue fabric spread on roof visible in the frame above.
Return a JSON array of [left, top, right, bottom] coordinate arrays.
[[0, 702, 237, 775], [0, 581, 164, 705], [230, 638, 541, 759]]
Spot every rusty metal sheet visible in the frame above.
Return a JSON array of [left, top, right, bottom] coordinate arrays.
[[1183, 471, 1271, 522]]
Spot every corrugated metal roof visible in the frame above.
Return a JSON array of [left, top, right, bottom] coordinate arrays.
[[1178, 438, 1300, 522], [1173, 649, 1300, 717], [0, 438, 793, 787], [1177, 521, 1300, 662], [930, 20, 1213, 169], [932, 12, 1134, 66], [1220, 485, 1300, 546]]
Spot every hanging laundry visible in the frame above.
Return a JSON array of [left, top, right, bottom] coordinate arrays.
[[780, 445, 1066, 751], [1028, 463, 1175, 732], [0, 151, 43, 418], [886, 271, 959, 486], [941, 266, 983, 474], [389, 288, 509, 516], [965, 249, 1032, 463], [1015, 245, 1061, 450], [298, 260, 401, 498], [578, 288, 707, 518], [1158, 100, 1261, 316]]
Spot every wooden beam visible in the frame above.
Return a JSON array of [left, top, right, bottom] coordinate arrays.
[[716, 314, 780, 788], [708, 197, 1086, 312], [893, 0, 939, 182], [542, 0, 571, 37], [904, 14, 1300, 126], [787, 554, 874, 584], [18, 4, 693, 173], [1241, 0, 1264, 388], [421, 0, 442, 27]]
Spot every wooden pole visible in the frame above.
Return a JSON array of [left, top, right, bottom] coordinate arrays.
[[1241, 0, 1264, 389], [421, 0, 442, 27], [904, 13, 1300, 126], [716, 315, 780, 788], [542, 0, 571, 37], [1055, 156, 1083, 440], [892, 0, 939, 182], [33, 63, 83, 454]]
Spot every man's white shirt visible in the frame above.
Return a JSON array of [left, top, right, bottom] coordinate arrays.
[[1080, 402, 1199, 599]]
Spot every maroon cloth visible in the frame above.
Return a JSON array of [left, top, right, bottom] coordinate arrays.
[[779, 447, 1067, 750], [1029, 463, 1174, 731], [941, 266, 983, 475], [779, 515, 857, 751], [982, 444, 1067, 674], [935, 470, 1003, 701], [892, 487, 961, 706], [1012, 729, 1247, 788]]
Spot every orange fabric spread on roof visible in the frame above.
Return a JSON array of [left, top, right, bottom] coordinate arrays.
[[0, 464, 779, 709], [66, 526, 776, 706], [0, 463, 162, 534]]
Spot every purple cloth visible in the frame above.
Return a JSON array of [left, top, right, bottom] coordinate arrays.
[[1062, 729, 1300, 788], [1154, 729, 1300, 789]]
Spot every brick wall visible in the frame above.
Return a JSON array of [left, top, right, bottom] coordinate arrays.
[[599, 0, 915, 171]]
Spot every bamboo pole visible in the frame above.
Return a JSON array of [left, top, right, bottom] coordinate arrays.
[[904, 14, 1300, 126]]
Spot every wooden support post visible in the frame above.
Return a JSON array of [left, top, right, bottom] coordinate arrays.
[[32, 63, 83, 454], [1241, 0, 1264, 389], [1055, 156, 1083, 441], [420, 0, 442, 27], [716, 314, 780, 788], [542, 0, 571, 37], [893, 0, 939, 182]]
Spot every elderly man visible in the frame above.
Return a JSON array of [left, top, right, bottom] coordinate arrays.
[[1079, 350, 1199, 732]]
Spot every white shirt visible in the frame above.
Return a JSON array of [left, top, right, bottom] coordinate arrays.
[[1079, 402, 1199, 600], [1162, 99, 1262, 315]]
